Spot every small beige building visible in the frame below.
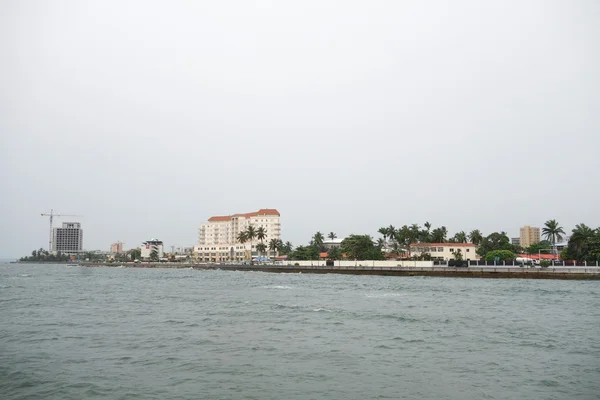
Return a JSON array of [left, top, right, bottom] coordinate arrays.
[[410, 243, 480, 260], [520, 226, 540, 248]]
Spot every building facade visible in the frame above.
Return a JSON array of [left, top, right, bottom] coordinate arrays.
[[409, 243, 480, 260], [520, 226, 541, 248], [52, 222, 83, 255], [511, 237, 521, 246], [140, 239, 164, 259], [110, 242, 124, 254], [195, 209, 281, 262]]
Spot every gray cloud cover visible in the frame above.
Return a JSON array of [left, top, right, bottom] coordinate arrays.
[[1, 0, 599, 257]]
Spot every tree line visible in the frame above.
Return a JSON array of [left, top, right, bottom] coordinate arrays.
[[280, 219, 600, 262], [20, 248, 71, 262]]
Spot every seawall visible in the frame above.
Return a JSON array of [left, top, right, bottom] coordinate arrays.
[[77, 262, 600, 280]]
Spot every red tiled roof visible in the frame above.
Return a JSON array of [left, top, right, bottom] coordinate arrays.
[[207, 216, 232, 222], [208, 209, 280, 222], [517, 253, 558, 260]]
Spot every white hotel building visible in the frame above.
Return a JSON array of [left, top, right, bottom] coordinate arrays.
[[194, 209, 281, 262]]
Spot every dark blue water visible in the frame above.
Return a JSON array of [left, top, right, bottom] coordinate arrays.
[[1, 263, 599, 399]]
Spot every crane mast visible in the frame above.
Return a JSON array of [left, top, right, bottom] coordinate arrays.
[[40, 209, 82, 252]]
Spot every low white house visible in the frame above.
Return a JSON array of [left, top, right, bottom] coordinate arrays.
[[410, 243, 480, 260], [140, 239, 164, 259]]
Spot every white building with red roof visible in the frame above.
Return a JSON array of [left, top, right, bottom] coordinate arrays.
[[194, 209, 281, 262]]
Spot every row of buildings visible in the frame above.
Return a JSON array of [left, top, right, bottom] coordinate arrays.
[[46, 211, 556, 262]]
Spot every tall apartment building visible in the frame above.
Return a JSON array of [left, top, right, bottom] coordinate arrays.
[[52, 222, 83, 255], [195, 209, 281, 262], [520, 226, 541, 248]]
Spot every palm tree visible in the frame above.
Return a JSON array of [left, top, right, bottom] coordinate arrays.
[[268, 238, 282, 258], [328, 232, 337, 242], [542, 219, 565, 254], [387, 225, 396, 246], [256, 242, 267, 258], [283, 241, 293, 255], [378, 227, 388, 245], [568, 223, 595, 260], [313, 231, 325, 250], [245, 225, 257, 260], [453, 231, 467, 243], [257, 226, 267, 243], [236, 231, 248, 261], [431, 228, 444, 243], [421, 221, 432, 242], [440, 226, 448, 242], [469, 229, 483, 245]]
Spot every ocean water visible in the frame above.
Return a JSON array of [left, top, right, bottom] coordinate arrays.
[[1, 263, 599, 400]]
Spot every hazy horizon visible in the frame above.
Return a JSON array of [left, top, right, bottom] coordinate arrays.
[[1, 0, 599, 258]]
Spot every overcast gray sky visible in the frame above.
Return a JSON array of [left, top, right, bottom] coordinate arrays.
[[1, 0, 599, 258]]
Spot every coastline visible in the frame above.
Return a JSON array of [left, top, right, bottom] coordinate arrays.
[[71, 262, 600, 280]]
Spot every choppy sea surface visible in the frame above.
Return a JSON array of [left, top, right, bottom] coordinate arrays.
[[1, 263, 599, 400]]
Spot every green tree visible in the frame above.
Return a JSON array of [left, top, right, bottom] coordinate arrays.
[[256, 227, 267, 243], [485, 250, 516, 262], [291, 245, 318, 261], [129, 248, 141, 261], [430, 227, 446, 243], [327, 247, 342, 260], [245, 225, 257, 259], [452, 231, 468, 243], [150, 249, 159, 261], [256, 242, 267, 258], [468, 229, 483, 245], [340, 235, 384, 260], [451, 249, 463, 260], [312, 231, 325, 251], [279, 241, 293, 256], [565, 224, 600, 262], [524, 240, 552, 254], [542, 219, 565, 249], [237, 231, 249, 260], [268, 238, 282, 258], [477, 232, 515, 257], [328, 232, 337, 242], [378, 227, 389, 246]]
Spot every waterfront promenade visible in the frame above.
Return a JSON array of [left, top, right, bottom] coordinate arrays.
[[78, 262, 600, 280]]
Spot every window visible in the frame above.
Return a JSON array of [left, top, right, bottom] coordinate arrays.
[[466, 249, 470, 252]]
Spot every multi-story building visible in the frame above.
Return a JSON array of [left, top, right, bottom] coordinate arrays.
[[140, 239, 164, 259], [195, 209, 281, 262], [52, 222, 83, 255], [110, 242, 124, 254], [511, 237, 521, 246], [520, 226, 540, 248], [409, 243, 480, 261]]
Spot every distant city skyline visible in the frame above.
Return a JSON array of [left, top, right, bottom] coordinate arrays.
[[1, 1, 599, 258]]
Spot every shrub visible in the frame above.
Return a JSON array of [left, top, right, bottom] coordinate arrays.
[[540, 260, 550, 268]]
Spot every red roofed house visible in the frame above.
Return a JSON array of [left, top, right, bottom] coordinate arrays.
[[194, 209, 281, 262]]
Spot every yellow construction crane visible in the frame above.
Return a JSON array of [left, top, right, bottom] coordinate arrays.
[[40, 209, 83, 251]]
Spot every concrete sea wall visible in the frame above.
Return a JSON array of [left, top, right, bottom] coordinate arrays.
[[78, 262, 600, 280]]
